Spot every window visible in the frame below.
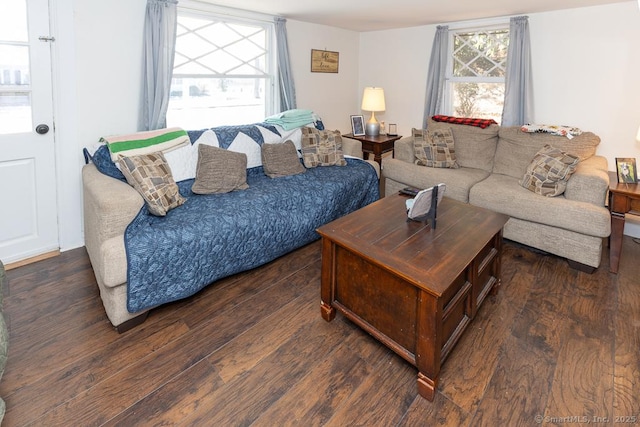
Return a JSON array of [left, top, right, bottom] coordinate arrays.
[[167, 8, 276, 129], [445, 27, 509, 124], [0, 0, 31, 134]]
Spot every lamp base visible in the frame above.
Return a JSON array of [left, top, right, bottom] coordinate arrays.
[[365, 120, 380, 136]]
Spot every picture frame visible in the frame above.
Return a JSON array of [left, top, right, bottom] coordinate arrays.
[[350, 115, 365, 136], [616, 158, 638, 183], [311, 49, 339, 73], [387, 123, 398, 136]]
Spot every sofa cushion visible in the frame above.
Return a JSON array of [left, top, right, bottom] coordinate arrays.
[[519, 145, 580, 197], [118, 152, 186, 216], [427, 118, 498, 172], [413, 128, 459, 168], [300, 128, 347, 168], [261, 140, 306, 178], [192, 144, 249, 194], [493, 126, 600, 179], [469, 173, 610, 238], [382, 157, 490, 203]]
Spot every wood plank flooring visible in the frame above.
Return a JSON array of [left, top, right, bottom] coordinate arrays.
[[1, 236, 639, 426]]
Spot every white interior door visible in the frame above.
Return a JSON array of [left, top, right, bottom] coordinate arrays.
[[0, 0, 58, 264]]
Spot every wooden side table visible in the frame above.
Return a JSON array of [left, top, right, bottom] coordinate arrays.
[[608, 171, 640, 273], [343, 133, 402, 168]]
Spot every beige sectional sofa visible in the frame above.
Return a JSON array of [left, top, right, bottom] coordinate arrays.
[[382, 119, 611, 271]]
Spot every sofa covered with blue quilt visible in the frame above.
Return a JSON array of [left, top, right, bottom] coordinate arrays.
[[82, 123, 380, 332]]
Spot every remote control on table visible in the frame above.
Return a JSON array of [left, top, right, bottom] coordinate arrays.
[[399, 186, 420, 197]]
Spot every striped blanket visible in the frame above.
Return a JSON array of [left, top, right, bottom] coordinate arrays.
[[101, 127, 189, 161]]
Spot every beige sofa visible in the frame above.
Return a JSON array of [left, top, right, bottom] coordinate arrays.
[[83, 137, 378, 332], [382, 119, 611, 271]]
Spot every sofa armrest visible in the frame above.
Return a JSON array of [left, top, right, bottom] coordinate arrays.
[[341, 137, 380, 178], [564, 155, 609, 206], [393, 136, 415, 164], [342, 136, 364, 158], [82, 163, 143, 249]]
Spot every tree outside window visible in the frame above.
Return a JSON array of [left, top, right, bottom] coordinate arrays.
[[446, 28, 508, 123]]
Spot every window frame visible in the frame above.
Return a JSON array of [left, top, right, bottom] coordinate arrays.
[[442, 23, 509, 121], [168, 1, 279, 128]]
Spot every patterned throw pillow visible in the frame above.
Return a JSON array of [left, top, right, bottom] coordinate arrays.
[[300, 128, 347, 168], [413, 127, 459, 168], [118, 152, 186, 216], [261, 140, 306, 178], [192, 144, 249, 194], [520, 144, 580, 197]]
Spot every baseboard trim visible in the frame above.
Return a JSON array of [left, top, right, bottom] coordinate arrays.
[[5, 250, 60, 270]]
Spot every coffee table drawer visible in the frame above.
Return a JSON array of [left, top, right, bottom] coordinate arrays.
[[441, 273, 472, 359]]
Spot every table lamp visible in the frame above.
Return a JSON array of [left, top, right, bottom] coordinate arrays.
[[361, 87, 386, 136]]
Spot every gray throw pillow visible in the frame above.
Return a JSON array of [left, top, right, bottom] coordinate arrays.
[[192, 144, 249, 194], [261, 140, 306, 178], [118, 152, 186, 216]]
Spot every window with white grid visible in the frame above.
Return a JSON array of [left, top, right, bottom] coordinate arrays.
[[167, 9, 276, 129], [445, 27, 509, 124]]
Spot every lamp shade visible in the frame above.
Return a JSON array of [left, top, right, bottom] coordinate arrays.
[[361, 87, 386, 112]]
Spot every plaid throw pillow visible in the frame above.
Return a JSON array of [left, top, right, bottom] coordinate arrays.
[[519, 144, 580, 197], [300, 128, 347, 168], [413, 128, 459, 169], [432, 115, 497, 129]]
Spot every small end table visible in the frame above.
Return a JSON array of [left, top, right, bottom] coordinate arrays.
[[343, 133, 402, 168], [608, 171, 640, 273]]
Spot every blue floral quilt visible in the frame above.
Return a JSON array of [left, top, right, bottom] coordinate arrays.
[[124, 158, 379, 313]]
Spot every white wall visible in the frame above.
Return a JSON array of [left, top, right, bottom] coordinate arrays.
[[53, 0, 148, 251], [286, 19, 360, 131], [52, 1, 640, 253], [360, 1, 640, 236]]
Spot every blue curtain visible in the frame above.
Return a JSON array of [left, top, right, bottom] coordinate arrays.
[[274, 17, 297, 111], [423, 25, 449, 129], [140, 0, 178, 131], [501, 16, 534, 126]]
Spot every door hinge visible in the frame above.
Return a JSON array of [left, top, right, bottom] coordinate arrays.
[[38, 36, 56, 42]]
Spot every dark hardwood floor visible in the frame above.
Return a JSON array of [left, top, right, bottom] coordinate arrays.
[[1, 235, 639, 426]]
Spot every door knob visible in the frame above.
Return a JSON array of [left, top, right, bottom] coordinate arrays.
[[35, 124, 50, 135]]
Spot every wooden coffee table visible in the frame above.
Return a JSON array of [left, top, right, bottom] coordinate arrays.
[[317, 194, 509, 401]]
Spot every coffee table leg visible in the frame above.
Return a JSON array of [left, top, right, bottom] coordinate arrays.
[[320, 237, 336, 322], [321, 301, 335, 321], [417, 373, 436, 401]]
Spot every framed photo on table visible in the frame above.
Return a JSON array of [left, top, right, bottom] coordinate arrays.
[[615, 158, 638, 183], [350, 115, 365, 136]]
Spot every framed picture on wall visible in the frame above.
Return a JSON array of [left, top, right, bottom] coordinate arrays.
[[615, 158, 638, 183], [350, 115, 365, 136]]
